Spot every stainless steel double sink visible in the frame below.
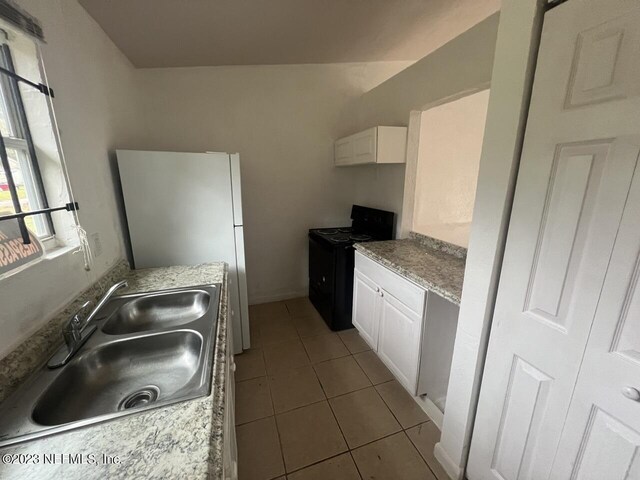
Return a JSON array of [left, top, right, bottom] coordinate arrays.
[[0, 284, 221, 447]]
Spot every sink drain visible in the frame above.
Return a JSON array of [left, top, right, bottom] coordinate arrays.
[[119, 386, 160, 410]]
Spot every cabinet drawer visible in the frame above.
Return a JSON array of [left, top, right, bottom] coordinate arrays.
[[355, 251, 426, 315]]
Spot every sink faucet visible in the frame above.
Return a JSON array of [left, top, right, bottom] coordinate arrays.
[[49, 280, 128, 368]]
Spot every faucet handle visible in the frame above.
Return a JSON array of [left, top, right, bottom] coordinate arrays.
[[68, 300, 93, 329]]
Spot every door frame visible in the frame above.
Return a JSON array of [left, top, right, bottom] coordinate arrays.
[[434, 1, 551, 478]]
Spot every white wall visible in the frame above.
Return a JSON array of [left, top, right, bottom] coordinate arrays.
[[412, 89, 490, 248], [0, 1, 501, 357], [135, 62, 410, 304], [0, 0, 142, 358], [342, 13, 500, 233]]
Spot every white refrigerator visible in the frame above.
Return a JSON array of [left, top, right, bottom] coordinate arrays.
[[116, 150, 249, 354]]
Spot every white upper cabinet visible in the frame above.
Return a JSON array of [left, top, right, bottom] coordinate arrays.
[[334, 126, 407, 166]]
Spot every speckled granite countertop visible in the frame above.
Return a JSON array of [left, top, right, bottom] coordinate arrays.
[[355, 233, 466, 304], [0, 262, 229, 480]]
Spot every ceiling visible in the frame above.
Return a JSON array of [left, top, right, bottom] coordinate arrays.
[[78, 0, 499, 68]]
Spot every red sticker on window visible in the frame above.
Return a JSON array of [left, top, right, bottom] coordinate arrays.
[[0, 220, 43, 275]]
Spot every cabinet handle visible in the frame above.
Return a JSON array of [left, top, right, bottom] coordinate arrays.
[[230, 362, 237, 372], [375, 287, 380, 293], [622, 386, 640, 401], [380, 291, 384, 297]]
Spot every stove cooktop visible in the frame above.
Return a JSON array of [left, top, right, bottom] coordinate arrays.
[[310, 227, 373, 245]]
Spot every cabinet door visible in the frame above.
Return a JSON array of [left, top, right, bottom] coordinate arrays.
[[378, 289, 423, 394], [353, 269, 381, 349], [351, 127, 377, 164], [334, 137, 353, 166]]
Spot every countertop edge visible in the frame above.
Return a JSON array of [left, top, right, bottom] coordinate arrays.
[[0, 262, 230, 480], [354, 242, 463, 305]]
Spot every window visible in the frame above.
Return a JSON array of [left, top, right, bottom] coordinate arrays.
[[0, 43, 52, 239]]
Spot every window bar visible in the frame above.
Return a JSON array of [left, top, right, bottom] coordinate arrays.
[[0, 131, 30, 244], [0, 64, 53, 97], [1, 44, 54, 234], [0, 201, 78, 221]]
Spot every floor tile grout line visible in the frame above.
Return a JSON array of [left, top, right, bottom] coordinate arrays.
[[348, 450, 365, 480], [248, 300, 435, 476], [242, 326, 435, 476], [283, 428, 430, 477], [234, 373, 273, 427], [401, 428, 438, 477], [404, 426, 439, 480], [352, 351, 394, 386], [246, 366, 381, 417], [266, 362, 327, 416], [340, 384, 404, 443], [300, 351, 353, 475], [272, 365, 376, 478], [373, 379, 422, 431], [261, 344, 288, 478], [311, 357, 375, 399], [283, 450, 356, 478]]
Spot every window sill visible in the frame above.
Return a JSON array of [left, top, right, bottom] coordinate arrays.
[[44, 243, 78, 260], [0, 241, 80, 282]]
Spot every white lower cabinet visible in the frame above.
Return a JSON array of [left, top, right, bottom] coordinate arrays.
[[223, 314, 238, 480], [378, 290, 423, 391], [353, 251, 460, 409], [353, 269, 381, 349]]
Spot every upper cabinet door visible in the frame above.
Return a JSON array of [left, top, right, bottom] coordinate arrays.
[[377, 289, 423, 394], [334, 127, 406, 166], [352, 269, 381, 349], [468, 1, 640, 479], [334, 136, 354, 166], [351, 128, 377, 164]]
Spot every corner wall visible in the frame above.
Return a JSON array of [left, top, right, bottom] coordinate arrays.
[[342, 13, 500, 234], [135, 62, 410, 304]]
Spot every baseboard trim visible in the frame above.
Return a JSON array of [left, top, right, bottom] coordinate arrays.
[[434, 442, 463, 480], [415, 395, 444, 429], [249, 289, 308, 305]]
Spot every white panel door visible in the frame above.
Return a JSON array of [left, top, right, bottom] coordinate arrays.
[[468, 1, 640, 479], [550, 160, 640, 479], [377, 289, 422, 394], [352, 269, 381, 349]]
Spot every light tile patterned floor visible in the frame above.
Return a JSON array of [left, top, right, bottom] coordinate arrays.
[[235, 298, 447, 480]]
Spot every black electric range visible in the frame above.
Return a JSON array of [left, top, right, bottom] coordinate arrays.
[[308, 205, 394, 330]]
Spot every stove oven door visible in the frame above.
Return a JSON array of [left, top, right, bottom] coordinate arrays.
[[308, 235, 335, 326]]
